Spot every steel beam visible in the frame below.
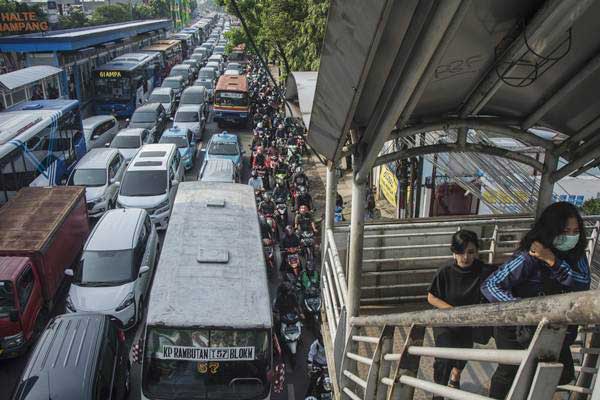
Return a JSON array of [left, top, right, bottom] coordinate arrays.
[[522, 51, 600, 130], [536, 150, 558, 217], [459, 0, 594, 117], [324, 164, 337, 239], [391, 118, 553, 149], [556, 114, 600, 155], [351, 289, 600, 327], [552, 144, 600, 182], [355, 0, 466, 184], [373, 143, 545, 172]]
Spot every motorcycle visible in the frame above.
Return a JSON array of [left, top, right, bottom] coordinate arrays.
[[262, 212, 278, 241], [305, 365, 332, 400], [275, 201, 288, 228], [262, 238, 275, 279], [302, 286, 322, 336], [280, 312, 302, 368], [300, 230, 316, 263]]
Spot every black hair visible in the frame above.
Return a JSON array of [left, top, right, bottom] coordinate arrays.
[[519, 201, 586, 261], [450, 230, 479, 254]]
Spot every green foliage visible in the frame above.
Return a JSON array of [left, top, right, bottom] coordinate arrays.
[[148, 0, 172, 18], [59, 9, 88, 29], [133, 4, 155, 20], [582, 198, 600, 216], [90, 4, 131, 25], [217, 0, 330, 77], [0, 0, 47, 19]]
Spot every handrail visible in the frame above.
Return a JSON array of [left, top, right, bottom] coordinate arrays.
[[351, 289, 600, 327]]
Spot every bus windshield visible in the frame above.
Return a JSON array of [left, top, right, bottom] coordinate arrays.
[[142, 327, 271, 400], [95, 75, 131, 101], [215, 92, 248, 107]]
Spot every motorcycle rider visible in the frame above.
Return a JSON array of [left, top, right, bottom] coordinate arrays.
[[292, 166, 309, 191], [253, 146, 268, 169], [306, 334, 328, 397], [273, 181, 290, 203], [295, 205, 318, 234], [258, 192, 276, 216], [248, 169, 264, 192], [275, 123, 287, 140], [280, 225, 301, 272], [300, 260, 320, 292], [273, 281, 303, 327], [295, 186, 313, 211]]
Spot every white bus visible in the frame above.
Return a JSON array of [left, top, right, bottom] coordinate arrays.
[[141, 182, 273, 400]]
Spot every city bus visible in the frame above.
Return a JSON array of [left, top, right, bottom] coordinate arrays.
[[141, 182, 273, 400], [228, 44, 248, 67], [0, 100, 85, 205], [140, 40, 183, 78], [94, 52, 162, 117], [213, 75, 250, 127]]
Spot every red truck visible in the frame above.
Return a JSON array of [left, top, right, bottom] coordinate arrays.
[[0, 187, 89, 358]]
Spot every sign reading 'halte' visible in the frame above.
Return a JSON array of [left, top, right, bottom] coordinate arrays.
[[0, 12, 48, 34]]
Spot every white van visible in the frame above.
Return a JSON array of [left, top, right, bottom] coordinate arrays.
[[117, 143, 184, 230]]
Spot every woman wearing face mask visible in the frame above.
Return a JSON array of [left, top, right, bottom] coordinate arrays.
[[482, 202, 590, 399], [428, 230, 494, 396]]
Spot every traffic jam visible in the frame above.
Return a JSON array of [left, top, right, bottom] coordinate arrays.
[[0, 12, 331, 400]]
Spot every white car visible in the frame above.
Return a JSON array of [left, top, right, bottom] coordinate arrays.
[[147, 87, 176, 118], [110, 128, 154, 163], [173, 104, 205, 140], [65, 208, 159, 329], [82, 115, 119, 149], [67, 148, 126, 218], [224, 69, 241, 76]]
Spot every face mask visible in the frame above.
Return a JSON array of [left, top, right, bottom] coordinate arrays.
[[553, 234, 580, 252]]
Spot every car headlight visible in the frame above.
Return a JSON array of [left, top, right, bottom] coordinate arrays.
[[65, 295, 76, 312], [90, 196, 105, 205], [4, 332, 24, 348], [115, 292, 135, 312], [148, 199, 170, 215]]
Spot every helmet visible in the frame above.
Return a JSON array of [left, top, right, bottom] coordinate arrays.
[[256, 146, 263, 154], [284, 225, 294, 236], [280, 281, 293, 294], [257, 122, 263, 129], [263, 192, 272, 202], [295, 166, 303, 174], [299, 205, 309, 214], [306, 260, 315, 271], [299, 186, 307, 195], [251, 170, 258, 178], [278, 124, 284, 129]]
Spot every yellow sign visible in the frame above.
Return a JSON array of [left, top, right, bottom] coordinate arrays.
[[482, 189, 530, 204], [379, 165, 398, 206], [98, 71, 122, 78], [0, 12, 48, 33]]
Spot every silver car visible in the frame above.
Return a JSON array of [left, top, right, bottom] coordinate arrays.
[[65, 208, 158, 329], [110, 128, 154, 163], [67, 148, 126, 218]]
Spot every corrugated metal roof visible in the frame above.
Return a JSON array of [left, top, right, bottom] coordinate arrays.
[[0, 66, 62, 91], [285, 72, 317, 128]]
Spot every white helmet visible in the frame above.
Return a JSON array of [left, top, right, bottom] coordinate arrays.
[[257, 122, 263, 129]]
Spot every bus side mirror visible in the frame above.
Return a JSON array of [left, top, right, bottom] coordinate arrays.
[[9, 309, 19, 322]]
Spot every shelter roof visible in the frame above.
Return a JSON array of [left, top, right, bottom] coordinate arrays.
[[0, 66, 62, 91]]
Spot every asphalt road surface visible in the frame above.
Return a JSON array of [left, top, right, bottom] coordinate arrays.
[[0, 107, 315, 400]]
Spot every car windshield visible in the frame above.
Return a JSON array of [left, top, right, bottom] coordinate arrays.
[[149, 94, 171, 103], [209, 142, 238, 156], [196, 81, 213, 89], [76, 250, 135, 286], [199, 71, 214, 79], [181, 93, 203, 104], [132, 112, 156, 123], [0, 281, 14, 317], [160, 136, 188, 148], [121, 170, 167, 196], [142, 327, 271, 400], [68, 168, 106, 187], [162, 80, 182, 89], [175, 111, 199, 122], [111, 135, 141, 149]]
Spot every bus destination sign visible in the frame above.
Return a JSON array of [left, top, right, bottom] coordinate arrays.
[[160, 345, 255, 362], [98, 71, 122, 78]]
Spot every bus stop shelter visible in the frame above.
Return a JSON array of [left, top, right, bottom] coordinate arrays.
[[0, 66, 63, 110]]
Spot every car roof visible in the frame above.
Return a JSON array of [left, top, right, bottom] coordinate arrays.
[[176, 104, 200, 112], [115, 128, 146, 137], [163, 76, 184, 82], [135, 103, 162, 113], [163, 127, 191, 137], [15, 313, 109, 400], [128, 143, 175, 171], [86, 208, 143, 251], [151, 87, 172, 95], [210, 132, 239, 143], [182, 86, 206, 94], [82, 115, 115, 129], [172, 64, 190, 69], [75, 148, 118, 169], [200, 159, 235, 182]]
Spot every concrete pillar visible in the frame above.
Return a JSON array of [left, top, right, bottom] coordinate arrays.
[[536, 150, 559, 218], [347, 161, 366, 330]]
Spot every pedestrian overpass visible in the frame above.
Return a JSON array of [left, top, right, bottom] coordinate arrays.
[[289, 1, 600, 398]]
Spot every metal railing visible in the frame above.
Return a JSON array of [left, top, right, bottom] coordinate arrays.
[[341, 290, 600, 400]]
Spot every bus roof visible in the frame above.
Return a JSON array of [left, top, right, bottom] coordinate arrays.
[[0, 100, 80, 154], [113, 52, 159, 63], [146, 182, 272, 329], [142, 40, 181, 52], [215, 75, 248, 93]]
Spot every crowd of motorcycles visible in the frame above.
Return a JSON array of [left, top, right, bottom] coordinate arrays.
[[245, 61, 331, 400]]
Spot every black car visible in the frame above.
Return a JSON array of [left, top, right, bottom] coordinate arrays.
[[12, 313, 130, 400], [128, 102, 167, 141]]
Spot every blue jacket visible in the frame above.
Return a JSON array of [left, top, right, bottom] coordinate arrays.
[[482, 251, 590, 302]]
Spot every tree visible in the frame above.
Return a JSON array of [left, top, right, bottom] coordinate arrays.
[[148, 0, 171, 19], [59, 9, 88, 29], [582, 198, 600, 216], [217, 0, 330, 79], [90, 4, 131, 26], [133, 4, 155, 20]]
